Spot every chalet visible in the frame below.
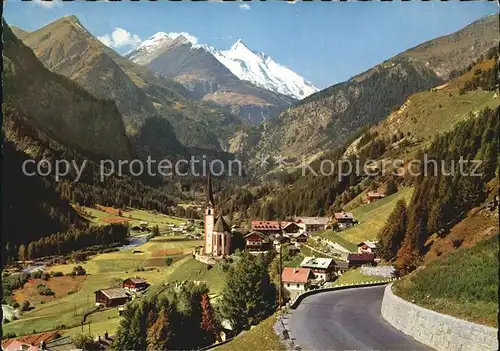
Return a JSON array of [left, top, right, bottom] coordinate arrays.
[[281, 267, 313, 300], [94, 288, 131, 307], [251, 221, 287, 236], [123, 277, 150, 292], [273, 235, 291, 246], [365, 191, 385, 204], [299, 257, 335, 282], [293, 217, 329, 233], [347, 253, 375, 268], [290, 232, 308, 243], [244, 231, 271, 251], [357, 241, 378, 255], [282, 222, 303, 234], [333, 212, 356, 228], [333, 260, 349, 276]]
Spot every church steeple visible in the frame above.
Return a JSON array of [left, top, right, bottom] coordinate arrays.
[[206, 167, 215, 207]]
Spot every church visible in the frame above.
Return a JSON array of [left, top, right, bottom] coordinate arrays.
[[204, 171, 231, 257]]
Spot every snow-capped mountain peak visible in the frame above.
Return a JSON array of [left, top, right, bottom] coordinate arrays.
[[209, 40, 319, 99], [128, 34, 319, 100]]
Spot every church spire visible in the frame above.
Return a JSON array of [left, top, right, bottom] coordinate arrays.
[[206, 167, 215, 207]]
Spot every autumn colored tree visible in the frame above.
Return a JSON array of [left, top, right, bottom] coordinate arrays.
[[146, 308, 172, 351], [200, 293, 219, 345]]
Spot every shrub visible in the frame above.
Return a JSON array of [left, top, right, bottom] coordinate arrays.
[[73, 333, 101, 350], [37, 284, 55, 296], [3, 318, 10, 324], [165, 257, 174, 266], [41, 272, 51, 281], [72, 265, 86, 276], [51, 271, 64, 277], [12, 302, 20, 309]]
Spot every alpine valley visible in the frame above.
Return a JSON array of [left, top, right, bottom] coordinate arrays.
[[1, 9, 499, 350]]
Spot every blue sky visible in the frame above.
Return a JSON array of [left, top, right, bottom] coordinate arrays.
[[4, 0, 498, 89]]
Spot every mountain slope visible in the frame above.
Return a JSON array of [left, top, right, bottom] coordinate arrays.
[[16, 16, 245, 154], [202, 40, 318, 100], [3, 21, 133, 160], [257, 14, 499, 158], [127, 36, 295, 124]]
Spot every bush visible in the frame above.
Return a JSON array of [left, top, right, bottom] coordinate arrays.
[[73, 333, 101, 350], [165, 257, 174, 266], [41, 272, 51, 281], [3, 332, 16, 339], [51, 271, 64, 277], [37, 284, 55, 296], [3, 318, 10, 324], [21, 300, 30, 311], [12, 302, 20, 309], [72, 265, 86, 276]]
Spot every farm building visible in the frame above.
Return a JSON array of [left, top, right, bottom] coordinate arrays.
[[299, 257, 336, 282], [94, 288, 131, 307], [347, 253, 375, 268], [333, 212, 356, 228], [245, 231, 271, 251], [293, 217, 329, 233], [357, 241, 378, 255], [281, 267, 314, 300], [123, 277, 150, 292]]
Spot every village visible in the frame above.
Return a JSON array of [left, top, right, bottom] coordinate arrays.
[[2, 177, 394, 351]]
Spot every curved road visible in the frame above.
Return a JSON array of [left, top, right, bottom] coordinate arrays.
[[286, 285, 433, 351]]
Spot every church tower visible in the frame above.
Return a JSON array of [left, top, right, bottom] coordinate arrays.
[[204, 170, 215, 255]]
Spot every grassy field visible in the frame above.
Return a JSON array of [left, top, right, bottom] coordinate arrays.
[[332, 268, 387, 287], [393, 236, 498, 327], [214, 314, 285, 351], [3, 234, 205, 337], [76, 205, 198, 230], [317, 187, 414, 246], [165, 257, 228, 300]]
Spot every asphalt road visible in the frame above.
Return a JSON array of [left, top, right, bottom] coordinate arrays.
[[286, 285, 434, 351]]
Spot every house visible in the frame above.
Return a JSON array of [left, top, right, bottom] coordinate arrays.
[[2, 330, 61, 351], [245, 231, 270, 251], [123, 277, 150, 292], [299, 257, 335, 282], [290, 232, 308, 243], [281, 267, 313, 300], [333, 260, 349, 276], [282, 221, 303, 234], [250, 221, 287, 236], [365, 191, 385, 204], [94, 288, 131, 307], [357, 241, 378, 255], [347, 253, 375, 268], [273, 235, 291, 246], [333, 212, 356, 228], [293, 217, 329, 233], [3, 340, 40, 351]]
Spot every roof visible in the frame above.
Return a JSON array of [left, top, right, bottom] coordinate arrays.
[[214, 214, 231, 233], [95, 287, 130, 299], [4, 340, 40, 351], [299, 257, 334, 269], [124, 277, 148, 284], [293, 217, 328, 225], [251, 221, 289, 231], [292, 232, 307, 238], [245, 231, 265, 239], [273, 235, 290, 243], [334, 212, 355, 220], [281, 267, 312, 283], [2, 331, 60, 350], [367, 191, 385, 198], [334, 261, 349, 269], [347, 253, 375, 262], [357, 241, 378, 249]]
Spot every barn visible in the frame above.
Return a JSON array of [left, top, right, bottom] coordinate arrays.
[[94, 288, 131, 307]]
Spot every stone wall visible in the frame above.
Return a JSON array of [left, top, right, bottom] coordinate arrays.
[[381, 284, 498, 351]]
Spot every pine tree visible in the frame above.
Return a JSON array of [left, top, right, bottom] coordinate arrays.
[[377, 200, 408, 261], [18, 244, 27, 263], [385, 178, 398, 196], [219, 252, 276, 333]]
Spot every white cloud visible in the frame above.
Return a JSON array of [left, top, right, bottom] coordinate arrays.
[[98, 28, 142, 50], [166, 32, 199, 45], [239, 3, 251, 10], [32, 0, 63, 9]]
